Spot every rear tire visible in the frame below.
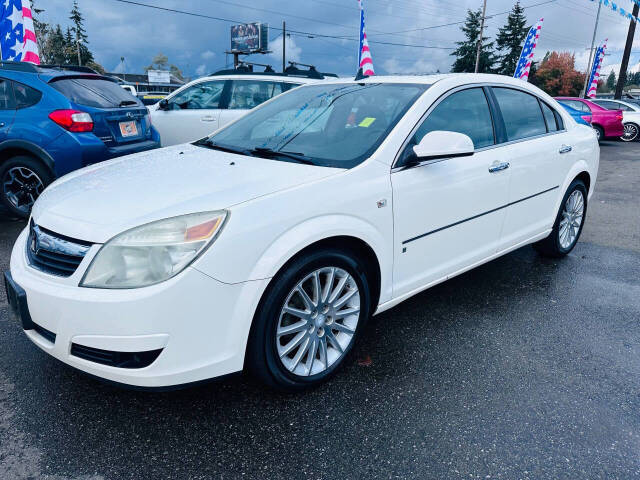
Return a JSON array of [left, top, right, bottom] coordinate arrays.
[[0, 156, 52, 218], [593, 125, 604, 143], [247, 248, 372, 391], [534, 179, 588, 258]]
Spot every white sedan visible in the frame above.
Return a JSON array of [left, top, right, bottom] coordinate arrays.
[[5, 74, 599, 390], [591, 98, 640, 141]]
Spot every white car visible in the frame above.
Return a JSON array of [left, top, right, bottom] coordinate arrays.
[[592, 98, 640, 141], [149, 72, 320, 146], [5, 74, 599, 390]]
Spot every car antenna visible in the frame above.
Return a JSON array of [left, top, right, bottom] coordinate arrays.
[[354, 67, 370, 81]]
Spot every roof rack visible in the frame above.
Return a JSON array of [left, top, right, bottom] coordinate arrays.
[[211, 61, 336, 80], [0, 61, 99, 75], [0, 61, 40, 73], [39, 64, 98, 74]]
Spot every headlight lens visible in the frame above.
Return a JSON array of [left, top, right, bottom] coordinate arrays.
[[81, 211, 227, 289]]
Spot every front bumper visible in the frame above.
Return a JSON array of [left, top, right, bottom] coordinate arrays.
[[8, 227, 268, 388]]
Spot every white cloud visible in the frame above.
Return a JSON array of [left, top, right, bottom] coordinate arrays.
[[268, 35, 302, 65], [201, 50, 216, 60], [195, 64, 207, 76]]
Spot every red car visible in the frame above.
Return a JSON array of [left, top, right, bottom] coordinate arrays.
[[555, 97, 624, 141]]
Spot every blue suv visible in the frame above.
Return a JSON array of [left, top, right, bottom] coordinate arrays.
[[0, 62, 160, 217]]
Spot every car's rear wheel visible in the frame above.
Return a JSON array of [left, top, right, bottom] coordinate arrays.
[[593, 125, 604, 142], [0, 156, 52, 218], [534, 179, 587, 258], [247, 248, 371, 391], [621, 123, 639, 142]]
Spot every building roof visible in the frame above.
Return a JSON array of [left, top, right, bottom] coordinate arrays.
[[107, 72, 185, 86]]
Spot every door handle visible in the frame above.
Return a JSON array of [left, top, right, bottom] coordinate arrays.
[[559, 145, 572, 154], [488, 161, 510, 173], [201, 116, 217, 122]]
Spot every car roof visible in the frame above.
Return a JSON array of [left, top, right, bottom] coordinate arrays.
[[196, 74, 319, 84], [317, 73, 550, 89]]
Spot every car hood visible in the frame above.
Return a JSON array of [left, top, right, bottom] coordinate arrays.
[[32, 144, 341, 243]]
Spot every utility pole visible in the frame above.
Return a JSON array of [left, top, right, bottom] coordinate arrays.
[[615, 3, 639, 99], [582, 0, 603, 97], [120, 57, 126, 82], [282, 21, 286, 73], [475, 0, 488, 73], [76, 37, 81, 66]]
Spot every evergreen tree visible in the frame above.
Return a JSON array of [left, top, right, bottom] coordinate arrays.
[[69, 0, 93, 65], [606, 70, 616, 91], [495, 2, 528, 76], [42, 25, 68, 64], [451, 9, 495, 73]]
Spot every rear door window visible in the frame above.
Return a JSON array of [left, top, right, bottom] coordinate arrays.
[[0, 78, 15, 109], [492, 87, 547, 141], [50, 77, 143, 108], [227, 80, 291, 110]]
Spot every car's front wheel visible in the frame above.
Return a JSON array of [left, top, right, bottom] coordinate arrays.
[[621, 123, 639, 142], [534, 179, 587, 257], [247, 248, 371, 390], [0, 156, 52, 218]]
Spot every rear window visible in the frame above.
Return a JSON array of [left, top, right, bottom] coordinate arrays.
[[50, 77, 143, 108]]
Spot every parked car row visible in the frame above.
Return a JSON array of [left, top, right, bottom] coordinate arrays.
[[5, 72, 599, 390]]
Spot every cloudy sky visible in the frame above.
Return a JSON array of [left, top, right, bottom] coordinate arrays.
[[36, 0, 640, 79]]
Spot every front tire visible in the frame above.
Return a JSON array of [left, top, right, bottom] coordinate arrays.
[[0, 156, 52, 218], [247, 248, 371, 391], [534, 179, 587, 258], [621, 123, 639, 142]]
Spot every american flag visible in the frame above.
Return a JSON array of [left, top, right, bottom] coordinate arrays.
[[357, 0, 374, 76], [514, 18, 543, 81], [586, 39, 607, 99], [0, 0, 40, 64]]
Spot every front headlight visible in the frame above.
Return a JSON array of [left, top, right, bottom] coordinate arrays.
[[80, 211, 227, 289]]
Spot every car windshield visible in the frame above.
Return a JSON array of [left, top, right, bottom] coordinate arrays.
[[205, 83, 428, 168], [50, 77, 143, 108]]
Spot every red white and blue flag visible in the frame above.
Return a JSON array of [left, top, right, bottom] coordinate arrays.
[[514, 18, 543, 81], [0, 0, 40, 64], [357, 0, 374, 76], [586, 39, 607, 98]]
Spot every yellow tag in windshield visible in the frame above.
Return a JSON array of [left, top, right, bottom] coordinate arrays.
[[358, 117, 376, 128]]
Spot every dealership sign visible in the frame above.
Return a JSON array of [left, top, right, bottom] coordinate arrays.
[[147, 70, 171, 84], [230, 22, 269, 53]]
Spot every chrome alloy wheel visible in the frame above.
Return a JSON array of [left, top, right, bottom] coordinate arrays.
[[2, 166, 44, 214], [622, 123, 639, 142], [277, 267, 361, 377], [559, 189, 584, 249]]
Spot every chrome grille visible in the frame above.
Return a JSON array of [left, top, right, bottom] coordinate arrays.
[[26, 222, 92, 277]]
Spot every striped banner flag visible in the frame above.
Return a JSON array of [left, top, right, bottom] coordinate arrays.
[[0, 0, 40, 64], [586, 39, 607, 98], [357, 0, 374, 76], [514, 18, 543, 81]]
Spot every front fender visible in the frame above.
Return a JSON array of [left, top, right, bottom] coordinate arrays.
[[243, 214, 392, 303]]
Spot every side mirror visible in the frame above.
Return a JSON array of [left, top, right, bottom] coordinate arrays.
[[158, 99, 169, 110], [412, 130, 474, 161]]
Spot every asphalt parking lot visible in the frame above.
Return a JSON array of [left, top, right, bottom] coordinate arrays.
[[1, 141, 639, 479]]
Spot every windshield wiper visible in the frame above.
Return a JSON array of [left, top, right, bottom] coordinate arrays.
[[119, 100, 139, 107], [196, 139, 253, 156], [251, 147, 315, 165]]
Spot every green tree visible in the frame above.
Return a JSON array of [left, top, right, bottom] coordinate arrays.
[[495, 2, 529, 75], [41, 25, 67, 64], [69, 0, 93, 65], [606, 70, 616, 91], [451, 9, 495, 73], [145, 53, 184, 80]]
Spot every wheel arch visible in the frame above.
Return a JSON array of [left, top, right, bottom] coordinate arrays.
[[0, 140, 55, 176]]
